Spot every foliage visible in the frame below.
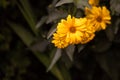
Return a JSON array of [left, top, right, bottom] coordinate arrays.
[[0, 0, 120, 80]]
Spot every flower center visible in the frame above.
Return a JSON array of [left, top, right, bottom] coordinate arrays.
[[70, 27, 76, 33], [96, 16, 102, 22]]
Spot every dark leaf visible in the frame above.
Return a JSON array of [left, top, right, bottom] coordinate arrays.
[[58, 64, 72, 80], [77, 44, 86, 53], [55, 0, 73, 7], [31, 40, 49, 52], [112, 18, 120, 43], [96, 52, 119, 80], [47, 24, 57, 39], [17, 0, 37, 35], [36, 16, 48, 29], [65, 45, 75, 61], [105, 26, 114, 41], [74, 0, 91, 10], [61, 51, 72, 69], [91, 40, 111, 53], [114, 19, 120, 34], [8, 21, 35, 46], [46, 9, 68, 23], [110, 0, 120, 15], [47, 48, 62, 71], [8, 22, 65, 80]]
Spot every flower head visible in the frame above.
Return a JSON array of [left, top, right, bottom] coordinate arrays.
[[81, 32, 95, 44], [89, 0, 99, 6], [85, 6, 111, 31], [52, 15, 96, 48], [52, 33, 68, 48], [56, 15, 88, 44]]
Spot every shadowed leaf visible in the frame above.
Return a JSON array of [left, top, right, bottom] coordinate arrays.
[[114, 19, 120, 34], [7, 21, 35, 46], [31, 40, 49, 52], [55, 0, 73, 7], [17, 0, 37, 35], [47, 48, 62, 71], [77, 44, 86, 53], [92, 40, 111, 53], [46, 9, 68, 23], [8, 22, 65, 80], [47, 25, 57, 39], [74, 0, 91, 10], [36, 16, 48, 29], [110, 0, 120, 15], [105, 26, 114, 41], [96, 53, 119, 80], [65, 45, 75, 61]]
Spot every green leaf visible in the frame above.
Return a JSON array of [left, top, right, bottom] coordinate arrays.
[[8, 22, 65, 80], [74, 0, 91, 10], [36, 16, 48, 29], [65, 45, 75, 61], [58, 64, 72, 80], [16, 0, 37, 35], [7, 21, 35, 46], [19, 0, 36, 23], [55, 0, 73, 7], [47, 48, 62, 71], [34, 51, 64, 80]]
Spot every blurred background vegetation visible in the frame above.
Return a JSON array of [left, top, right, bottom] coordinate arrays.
[[0, 0, 120, 80]]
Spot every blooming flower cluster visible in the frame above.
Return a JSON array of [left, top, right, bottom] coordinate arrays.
[[52, 0, 111, 48]]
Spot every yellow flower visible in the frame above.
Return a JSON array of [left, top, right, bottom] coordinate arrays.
[[52, 15, 96, 48], [89, 0, 99, 6], [52, 33, 68, 48], [56, 15, 88, 44], [81, 32, 95, 44], [85, 6, 111, 31]]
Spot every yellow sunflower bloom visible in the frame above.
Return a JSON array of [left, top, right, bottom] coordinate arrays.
[[56, 15, 88, 44], [79, 21, 95, 44], [85, 6, 111, 31], [52, 15, 96, 48], [89, 0, 99, 6], [81, 32, 95, 44], [52, 33, 68, 48]]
